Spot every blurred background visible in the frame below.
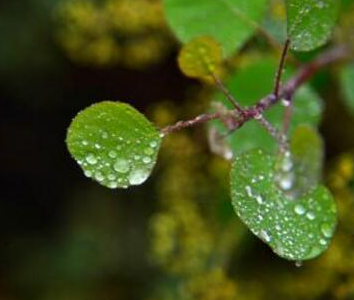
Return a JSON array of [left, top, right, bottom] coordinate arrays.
[[1, 0, 354, 299]]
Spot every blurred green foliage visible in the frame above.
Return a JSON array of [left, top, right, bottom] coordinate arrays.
[[1, 0, 354, 299]]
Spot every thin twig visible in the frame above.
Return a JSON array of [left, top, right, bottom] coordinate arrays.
[[160, 112, 224, 136], [211, 73, 243, 111], [161, 45, 349, 136], [273, 39, 290, 98]]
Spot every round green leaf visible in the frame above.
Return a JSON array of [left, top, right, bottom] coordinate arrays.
[[163, 0, 269, 57], [340, 63, 354, 115], [286, 0, 340, 51], [66, 101, 162, 189], [230, 148, 337, 261], [178, 36, 222, 79], [210, 57, 322, 155]]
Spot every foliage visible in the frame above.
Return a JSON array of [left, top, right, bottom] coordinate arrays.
[[65, 0, 354, 267], [66, 101, 161, 188], [163, 0, 269, 57], [286, 0, 340, 51]]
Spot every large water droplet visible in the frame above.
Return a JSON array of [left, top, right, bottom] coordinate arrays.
[[94, 171, 104, 182], [113, 158, 130, 173], [84, 170, 92, 178], [320, 223, 332, 238], [143, 156, 152, 164], [128, 168, 150, 185], [86, 153, 98, 165], [107, 181, 118, 189], [279, 174, 294, 191], [294, 204, 306, 215], [260, 230, 271, 242]]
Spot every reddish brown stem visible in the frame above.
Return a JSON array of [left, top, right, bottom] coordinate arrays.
[[273, 39, 290, 99], [161, 45, 349, 136]]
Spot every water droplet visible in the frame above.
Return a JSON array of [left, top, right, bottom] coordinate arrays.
[[319, 238, 327, 246], [101, 131, 108, 139], [84, 170, 92, 177], [86, 153, 98, 165], [256, 195, 263, 204], [94, 171, 104, 182], [107, 181, 118, 189], [279, 173, 294, 191], [107, 174, 116, 180], [82, 140, 88, 146], [128, 168, 150, 185], [108, 150, 117, 158], [143, 157, 152, 164], [306, 211, 315, 220], [113, 158, 130, 173], [320, 223, 332, 238], [150, 141, 158, 148], [134, 155, 141, 161], [294, 204, 306, 215], [144, 148, 154, 156], [295, 260, 303, 267], [254, 113, 262, 120], [281, 99, 291, 107], [245, 185, 253, 197], [94, 143, 101, 149], [260, 230, 271, 242]]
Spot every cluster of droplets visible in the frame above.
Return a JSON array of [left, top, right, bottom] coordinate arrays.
[[274, 151, 296, 197], [288, 0, 335, 51], [76, 131, 160, 189], [231, 150, 336, 261]]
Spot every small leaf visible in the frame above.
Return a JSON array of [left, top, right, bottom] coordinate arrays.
[[209, 57, 322, 155], [340, 63, 354, 115], [286, 0, 340, 51], [66, 101, 162, 189], [290, 125, 324, 196], [178, 36, 222, 79], [230, 149, 337, 261], [163, 0, 269, 57]]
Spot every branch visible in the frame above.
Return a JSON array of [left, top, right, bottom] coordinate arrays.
[[161, 45, 349, 135], [273, 39, 290, 98]]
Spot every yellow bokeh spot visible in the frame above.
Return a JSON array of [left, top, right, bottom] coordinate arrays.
[[178, 36, 222, 80]]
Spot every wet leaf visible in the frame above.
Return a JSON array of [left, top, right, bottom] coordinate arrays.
[[230, 148, 337, 261], [163, 0, 269, 57], [178, 36, 222, 79], [286, 0, 340, 51], [66, 101, 162, 189]]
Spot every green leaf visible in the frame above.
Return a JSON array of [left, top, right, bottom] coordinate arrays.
[[163, 0, 269, 57], [66, 101, 162, 189], [178, 36, 222, 79], [290, 125, 324, 197], [230, 149, 337, 261], [210, 57, 322, 155], [340, 63, 354, 115], [286, 0, 340, 51]]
